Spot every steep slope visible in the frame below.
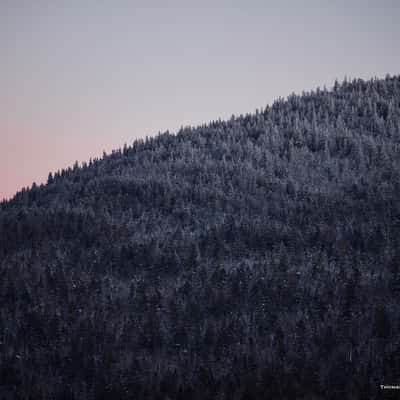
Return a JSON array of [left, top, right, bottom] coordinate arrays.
[[1, 76, 400, 399]]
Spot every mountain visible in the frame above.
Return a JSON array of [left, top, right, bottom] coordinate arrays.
[[1, 76, 400, 399]]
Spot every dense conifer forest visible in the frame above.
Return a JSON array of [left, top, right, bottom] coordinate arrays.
[[1, 76, 400, 399]]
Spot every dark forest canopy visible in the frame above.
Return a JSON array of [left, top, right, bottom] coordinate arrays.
[[1, 76, 400, 399]]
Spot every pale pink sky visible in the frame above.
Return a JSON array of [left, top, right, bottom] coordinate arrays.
[[1, 0, 399, 200]]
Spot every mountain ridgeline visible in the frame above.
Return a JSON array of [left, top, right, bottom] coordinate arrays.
[[1, 76, 400, 399]]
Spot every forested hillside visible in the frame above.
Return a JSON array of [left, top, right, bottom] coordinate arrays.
[[1, 76, 400, 399]]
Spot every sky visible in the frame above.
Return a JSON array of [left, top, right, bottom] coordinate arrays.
[[1, 0, 399, 200]]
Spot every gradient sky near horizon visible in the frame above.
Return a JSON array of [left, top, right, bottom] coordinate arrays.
[[1, 0, 399, 200]]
